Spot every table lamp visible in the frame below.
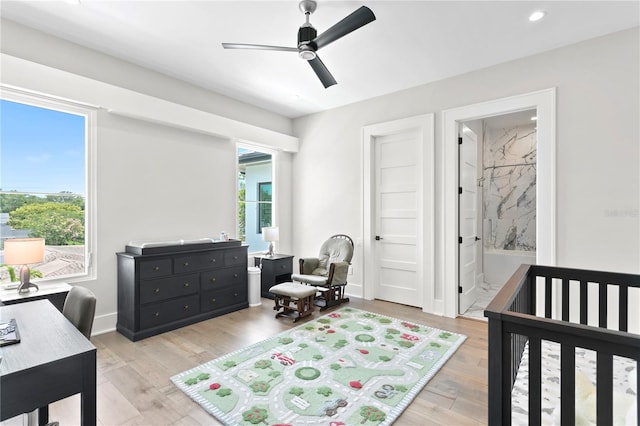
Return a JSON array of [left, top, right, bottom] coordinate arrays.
[[262, 226, 279, 257], [4, 238, 45, 293]]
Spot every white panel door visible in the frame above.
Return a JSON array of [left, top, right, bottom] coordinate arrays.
[[374, 131, 422, 307], [459, 126, 479, 313]]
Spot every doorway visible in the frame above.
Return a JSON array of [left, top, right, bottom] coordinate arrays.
[[442, 88, 556, 318], [363, 114, 435, 310], [459, 110, 538, 319]]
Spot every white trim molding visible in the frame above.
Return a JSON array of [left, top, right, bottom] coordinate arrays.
[[441, 88, 556, 318]]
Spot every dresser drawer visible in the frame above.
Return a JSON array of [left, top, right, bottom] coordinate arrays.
[[174, 252, 224, 273], [271, 257, 293, 274], [201, 267, 247, 291], [224, 249, 246, 267], [139, 258, 172, 279], [140, 274, 199, 304], [139, 294, 200, 329], [200, 287, 248, 313]]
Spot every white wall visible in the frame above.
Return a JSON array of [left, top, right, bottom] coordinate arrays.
[[1, 21, 296, 334], [292, 28, 639, 313]]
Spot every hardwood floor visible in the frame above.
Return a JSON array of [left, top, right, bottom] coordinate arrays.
[[6, 298, 489, 425]]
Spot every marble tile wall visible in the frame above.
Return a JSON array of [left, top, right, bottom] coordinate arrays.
[[483, 123, 536, 251]]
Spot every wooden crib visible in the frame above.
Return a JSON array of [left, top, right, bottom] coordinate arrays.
[[484, 264, 639, 424]]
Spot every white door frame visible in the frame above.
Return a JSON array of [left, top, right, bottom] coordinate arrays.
[[442, 88, 556, 318], [362, 114, 435, 312]]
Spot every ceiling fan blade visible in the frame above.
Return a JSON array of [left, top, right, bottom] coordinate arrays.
[[308, 55, 337, 88], [222, 43, 298, 52], [313, 6, 376, 50]]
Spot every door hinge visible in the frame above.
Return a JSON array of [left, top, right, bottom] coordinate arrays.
[[458, 136, 463, 144], [458, 236, 462, 244], [458, 186, 463, 194], [458, 286, 463, 294]]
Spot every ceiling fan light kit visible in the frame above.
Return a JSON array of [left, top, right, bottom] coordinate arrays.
[[222, 0, 376, 88]]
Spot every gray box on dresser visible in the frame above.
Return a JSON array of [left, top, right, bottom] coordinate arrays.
[[116, 240, 248, 341]]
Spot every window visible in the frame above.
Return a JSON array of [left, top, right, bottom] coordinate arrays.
[[237, 146, 273, 252], [0, 87, 96, 283], [257, 182, 272, 233]]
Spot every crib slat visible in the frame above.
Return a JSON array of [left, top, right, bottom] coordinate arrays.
[[529, 338, 542, 426], [596, 352, 613, 424], [545, 276, 552, 318], [619, 284, 628, 332], [579, 280, 588, 325], [560, 344, 576, 425], [599, 283, 608, 328], [637, 367, 640, 424], [501, 331, 513, 424], [561, 278, 569, 321]]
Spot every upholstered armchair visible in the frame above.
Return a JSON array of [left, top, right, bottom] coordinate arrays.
[[291, 234, 354, 310]]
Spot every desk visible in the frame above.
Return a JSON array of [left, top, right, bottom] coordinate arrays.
[[0, 282, 71, 312], [0, 300, 96, 426]]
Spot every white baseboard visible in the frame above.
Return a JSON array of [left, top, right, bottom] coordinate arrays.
[[91, 311, 117, 336]]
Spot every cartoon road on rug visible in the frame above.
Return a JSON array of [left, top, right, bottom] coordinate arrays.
[[173, 308, 466, 425]]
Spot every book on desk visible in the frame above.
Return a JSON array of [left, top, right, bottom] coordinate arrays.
[[0, 318, 20, 347]]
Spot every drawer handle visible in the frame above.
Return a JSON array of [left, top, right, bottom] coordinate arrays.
[[210, 277, 216, 283], [183, 304, 189, 310], [184, 282, 190, 287], [154, 288, 160, 293], [210, 258, 216, 263], [234, 293, 238, 297], [211, 298, 216, 303], [234, 273, 238, 278], [154, 312, 160, 317], [183, 262, 189, 267], [233, 256, 238, 260], [153, 266, 160, 271]]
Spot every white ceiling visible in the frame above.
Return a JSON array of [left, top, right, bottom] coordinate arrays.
[[1, 1, 638, 118]]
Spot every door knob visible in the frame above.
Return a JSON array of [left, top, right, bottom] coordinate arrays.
[[375, 236, 383, 241], [475, 236, 481, 241]]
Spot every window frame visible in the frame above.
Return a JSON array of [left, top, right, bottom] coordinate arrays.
[[1, 86, 98, 283], [236, 142, 276, 255]]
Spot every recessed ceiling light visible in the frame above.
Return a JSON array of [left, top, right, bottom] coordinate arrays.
[[529, 11, 546, 22]]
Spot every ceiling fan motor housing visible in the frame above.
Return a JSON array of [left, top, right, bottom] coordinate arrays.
[[298, 25, 317, 47]]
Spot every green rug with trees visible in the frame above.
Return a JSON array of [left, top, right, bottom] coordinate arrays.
[[171, 307, 466, 425]]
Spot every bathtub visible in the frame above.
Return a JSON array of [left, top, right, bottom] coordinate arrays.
[[483, 249, 536, 287]]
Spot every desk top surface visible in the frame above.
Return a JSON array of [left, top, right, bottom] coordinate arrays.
[[0, 299, 95, 376], [0, 282, 71, 303]]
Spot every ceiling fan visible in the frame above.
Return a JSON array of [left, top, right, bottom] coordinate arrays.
[[222, 0, 376, 88]]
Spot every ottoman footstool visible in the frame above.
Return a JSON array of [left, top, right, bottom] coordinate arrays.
[[269, 282, 317, 322]]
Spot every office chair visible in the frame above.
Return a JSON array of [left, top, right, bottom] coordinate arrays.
[[62, 285, 97, 339]]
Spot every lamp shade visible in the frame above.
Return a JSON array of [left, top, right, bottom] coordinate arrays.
[[4, 238, 45, 264], [262, 226, 279, 242]]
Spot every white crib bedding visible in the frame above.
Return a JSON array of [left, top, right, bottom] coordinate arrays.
[[511, 340, 637, 425]]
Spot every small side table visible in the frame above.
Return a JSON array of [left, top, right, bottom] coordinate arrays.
[[0, 282, 71, 312], [254, 254, 294, 299]]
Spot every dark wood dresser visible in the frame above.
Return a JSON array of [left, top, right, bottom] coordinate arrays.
[[116, 240, 248, 341]]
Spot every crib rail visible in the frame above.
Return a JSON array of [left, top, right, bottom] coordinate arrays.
[[485, 264, 640, 425]]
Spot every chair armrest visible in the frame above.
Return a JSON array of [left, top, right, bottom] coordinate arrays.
[[299, 258, 319, 274], [327, 261, 350, 286]]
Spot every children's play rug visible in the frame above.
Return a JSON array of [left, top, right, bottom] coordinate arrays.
[[171, 307, 466, 425]]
